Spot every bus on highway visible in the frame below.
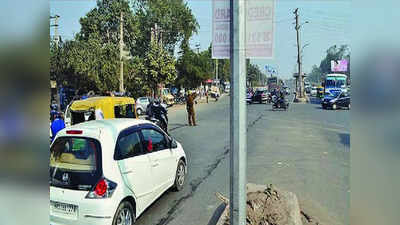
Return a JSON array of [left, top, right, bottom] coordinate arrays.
[[324, 73, 348, 96]]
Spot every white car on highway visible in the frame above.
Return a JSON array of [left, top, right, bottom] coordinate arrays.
[[50, 119, 187, 225]]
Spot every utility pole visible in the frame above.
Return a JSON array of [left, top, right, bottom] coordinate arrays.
[[215, 59, 218, 82], [294, 8, 302, 98], [50, 14, 61, 111], [119, 11, 124, 93], [230, 0, 247, 224], [50, 15, 60, 48], [294, 8, 308, 100]]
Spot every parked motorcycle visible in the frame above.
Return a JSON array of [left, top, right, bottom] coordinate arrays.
[[174, 94, 186, 105]]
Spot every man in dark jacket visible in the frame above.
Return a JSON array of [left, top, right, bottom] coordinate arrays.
[[186, 93, 197, 126]]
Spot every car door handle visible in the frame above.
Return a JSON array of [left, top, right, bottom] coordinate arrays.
[[123, 170, 133, 174], [152, 162, 159, 167]]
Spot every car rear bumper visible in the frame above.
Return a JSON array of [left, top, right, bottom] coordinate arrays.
[[50, 187, 120, 225], [50, 216, 113, 225]]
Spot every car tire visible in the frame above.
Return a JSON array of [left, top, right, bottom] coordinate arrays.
[[322, 105, 326, 110], [172, 160, 186, 191], [332, 104, 337, 110], [112, 201, 135, 225], [136, 108, 142, 116]]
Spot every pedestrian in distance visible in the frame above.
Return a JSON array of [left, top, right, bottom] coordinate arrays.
[[51, 112, 66, 141], [186, 92, 197, 126], [205, 91, 209, 103]]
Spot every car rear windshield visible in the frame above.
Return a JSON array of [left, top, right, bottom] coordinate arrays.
[[50, 137, 102, 190]]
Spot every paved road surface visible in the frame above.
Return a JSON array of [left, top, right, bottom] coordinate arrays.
[[135, 94, 349, 225]]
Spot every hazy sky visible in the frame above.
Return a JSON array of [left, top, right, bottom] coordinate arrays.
[[50, 0, 350, 79]]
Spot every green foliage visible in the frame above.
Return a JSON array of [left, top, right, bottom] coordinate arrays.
[[319, 44, 350, 77], [306, 44, 350, 84], [307, 65, 323, 84], [140, 42, 177, 94], [50, 0, 198, 97], [247, 60, 264, 86], [176, 47, 213, 89], [133, 0, 199, 55]]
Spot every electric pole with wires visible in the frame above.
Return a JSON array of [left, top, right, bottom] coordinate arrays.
[[293, 8, 308, 101]]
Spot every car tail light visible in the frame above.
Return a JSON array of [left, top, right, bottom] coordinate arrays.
[[66, 130, 83, 135], [86, 178, 117, 199]]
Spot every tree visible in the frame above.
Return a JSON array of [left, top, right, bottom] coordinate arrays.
[[319, 44, 350, 78], [133, 0, 199, 56], [306, 65, 323, 84], [141, 42, 177, 96], [247, 62, 264, 86], [78, 0, 139, 56], [175, 46, 215, 89], [305, 44, 350, 85], [51, 0, 199, 97]]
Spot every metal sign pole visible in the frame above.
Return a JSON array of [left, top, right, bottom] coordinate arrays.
[[230, 0, 247, 225]]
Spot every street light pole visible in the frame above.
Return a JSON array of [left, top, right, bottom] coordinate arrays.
[[230, 0, 247, 225]]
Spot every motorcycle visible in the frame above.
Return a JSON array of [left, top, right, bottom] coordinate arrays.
[[266, 93, 273, 104], [272, 96, 289, 111], [174, 94, 186, 105], [145, 104, 169, 133]]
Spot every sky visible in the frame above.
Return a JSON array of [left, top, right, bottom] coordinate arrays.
[[49, 0, 350, 80]]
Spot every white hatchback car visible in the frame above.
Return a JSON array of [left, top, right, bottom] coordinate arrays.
[[50, 119, 187, 225]]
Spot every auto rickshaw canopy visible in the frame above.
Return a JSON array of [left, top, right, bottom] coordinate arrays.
[[69, 96, 136, 119]]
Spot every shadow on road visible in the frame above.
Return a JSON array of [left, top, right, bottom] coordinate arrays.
[[338, 133, 350, 147], [309, 96, 322, 105], [207, 203, 226, 225], [169, 123, 188, 131]]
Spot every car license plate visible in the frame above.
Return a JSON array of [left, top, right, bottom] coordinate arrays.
[[50, 201, 78, 218]]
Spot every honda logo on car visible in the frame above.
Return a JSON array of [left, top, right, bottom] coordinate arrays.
[[62, 173, 69, 183]]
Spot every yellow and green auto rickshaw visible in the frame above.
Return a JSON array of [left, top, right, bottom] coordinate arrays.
[[65, 96, 138, 126], [316, 86, 324, 98]]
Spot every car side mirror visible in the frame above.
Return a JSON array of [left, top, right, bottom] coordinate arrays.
[[170, 138, 178, 149]]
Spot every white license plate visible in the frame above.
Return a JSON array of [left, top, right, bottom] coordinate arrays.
[[50, 201, 78, 218]]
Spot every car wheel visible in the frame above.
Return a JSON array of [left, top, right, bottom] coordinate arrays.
[[332, 104, 337, 110], [173, 160, 186, 191], [322, 105, 326, 109], [136, 108, 142, 116], [112, 201, 135, 225]]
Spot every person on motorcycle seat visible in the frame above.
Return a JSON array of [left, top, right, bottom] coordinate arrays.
[[147, 98, 167, 121]]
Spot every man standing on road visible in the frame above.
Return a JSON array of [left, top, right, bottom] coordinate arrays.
[[186, 92, 197, 126], [51, 112, 65, 141]]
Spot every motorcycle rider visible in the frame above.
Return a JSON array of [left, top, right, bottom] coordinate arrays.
[[146, 98, 168, 132], [273, 88, 287, 109]]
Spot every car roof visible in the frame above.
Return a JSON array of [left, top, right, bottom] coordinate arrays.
[[59, 119, 151, 140]]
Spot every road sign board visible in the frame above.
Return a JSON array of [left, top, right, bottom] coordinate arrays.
[[331, 59, 348, 72], [245, 0, 275, 58], [212, 0, 230, 59], [212, 0, 275, 59]]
